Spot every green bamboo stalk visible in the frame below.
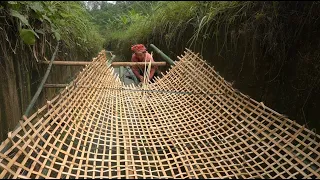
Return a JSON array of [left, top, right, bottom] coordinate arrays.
[[23, 42, 60, 118], [149, 44, 175, 66]]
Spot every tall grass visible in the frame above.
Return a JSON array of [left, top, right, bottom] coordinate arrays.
[[98, 1, 260, 57], [105, 1, 198, 52], [99, 1, 318, 66]]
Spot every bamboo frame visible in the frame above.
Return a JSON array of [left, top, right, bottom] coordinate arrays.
[[111, 61, 166, 67], [40, 61, 166, 67], [0, 49, 319, 178]]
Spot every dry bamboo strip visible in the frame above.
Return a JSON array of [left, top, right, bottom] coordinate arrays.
[[120, 90, 134, 179], [153, 74, 223, 178], [0, 49, 319, 179], [178, 53, 288, 177], [75, 59, 109, 179], [45, 62, 105, 178], [65, 67, 109, 178], [170, 58, 255, 178], [184, 51, 318, 177]]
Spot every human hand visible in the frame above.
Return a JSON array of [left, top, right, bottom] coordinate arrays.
[[139, 76, 144, 82]]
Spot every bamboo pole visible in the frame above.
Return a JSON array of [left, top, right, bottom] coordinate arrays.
[[39, 61, 91, 66], [112, 61, 166, 67], [39, 61, 166, 67], [23, 42, 60, 117], [119, 66, 124, 82], [149, 44, 175, 66], [44, 84, 69, 88]]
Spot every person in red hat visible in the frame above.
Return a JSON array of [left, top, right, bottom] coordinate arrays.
[[130, 44, 158, 83]]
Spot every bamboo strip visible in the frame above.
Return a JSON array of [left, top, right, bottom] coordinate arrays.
[[0, 49, 319, 179]]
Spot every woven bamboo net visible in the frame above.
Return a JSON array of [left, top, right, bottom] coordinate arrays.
[[0, 49, 319, 179]]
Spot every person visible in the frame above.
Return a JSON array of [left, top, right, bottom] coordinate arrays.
[[130, 44, 158, 83]]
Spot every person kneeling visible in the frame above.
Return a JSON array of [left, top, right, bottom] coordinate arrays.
[[130, 44, 158, 83]]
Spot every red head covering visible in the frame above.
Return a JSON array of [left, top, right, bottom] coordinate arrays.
[[131, 44, 146, 53]]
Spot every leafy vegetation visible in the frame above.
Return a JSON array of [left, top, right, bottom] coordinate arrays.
[[88, 1, 198, 52], [1, 1, 103, 57], [88, 1, 319, 63], [87, 1, 263, 55], [0, 1, 105, 142]]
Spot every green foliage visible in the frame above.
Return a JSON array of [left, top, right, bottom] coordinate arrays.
[[10, 9, 30, 26], [5, 1, 103, 56], [19, 28, 36, 45], [87, 1, 278, 56], [88, 1, 211, 52]]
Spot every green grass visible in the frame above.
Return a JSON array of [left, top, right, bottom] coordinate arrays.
[[96, 1, 261, 56], [106, 1, 198, 50], [100, 1, 313, 66]]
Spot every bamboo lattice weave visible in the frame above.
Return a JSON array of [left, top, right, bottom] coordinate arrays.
[[0, 49, 319, 178]]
